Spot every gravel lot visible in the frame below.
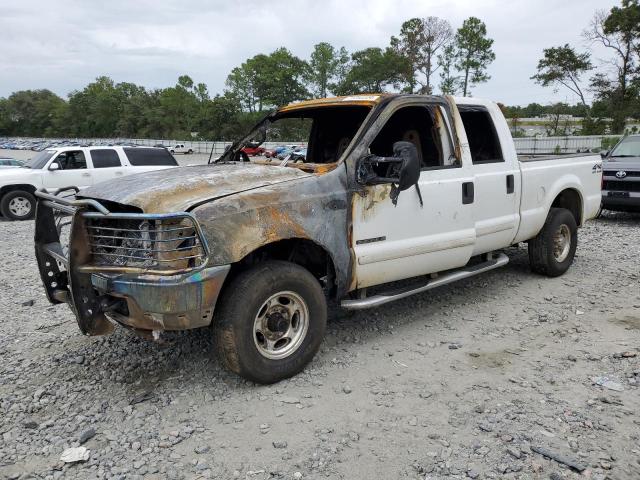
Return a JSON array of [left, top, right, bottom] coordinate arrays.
[[0, 211, 639, 480]]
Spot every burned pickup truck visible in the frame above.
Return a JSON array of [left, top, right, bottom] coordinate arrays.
[[35, 94, 602, 384]]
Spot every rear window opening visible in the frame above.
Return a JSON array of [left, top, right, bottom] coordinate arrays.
[[124, 148, 179, 166], [458, 106, 504, 164]]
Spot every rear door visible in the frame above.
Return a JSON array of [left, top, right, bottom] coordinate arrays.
[[456, 101, 520, 255], [352, 101, 475, 288], [88, 148, 126, 184], [44, 149, 94, 191]]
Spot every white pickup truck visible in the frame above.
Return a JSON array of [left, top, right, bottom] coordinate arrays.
[[35, 94, 602, 384], [0, 146, 178, 220], [169, 144, 194, 154]]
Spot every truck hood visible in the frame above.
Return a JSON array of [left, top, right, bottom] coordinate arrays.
[[603, 158, 640, 171], [79, 163, 313, 213], [0, 167, 40, 185]]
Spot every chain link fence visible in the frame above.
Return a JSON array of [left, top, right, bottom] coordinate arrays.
[[2, 135, 622, 156]]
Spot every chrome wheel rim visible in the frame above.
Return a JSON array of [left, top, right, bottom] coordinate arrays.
[[553, 224, 571, 262], [253, 291, 309, 360], [8, 196, 32, 217]]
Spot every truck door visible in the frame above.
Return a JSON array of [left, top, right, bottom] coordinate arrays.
[[457, 103, 520, 255], [44, 149, 93, 191], [352, 102, 475, 289], [88, 148, 125, 182]]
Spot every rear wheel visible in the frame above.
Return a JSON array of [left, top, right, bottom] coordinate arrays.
[[1, 190, 36, 220], [213, 261, 327, 384], [528, 207, 577, 277]]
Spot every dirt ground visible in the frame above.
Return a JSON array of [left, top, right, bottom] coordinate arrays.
[[0, 211, 639, 480]]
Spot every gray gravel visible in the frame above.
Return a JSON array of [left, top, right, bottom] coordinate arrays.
[[1, 211, 639, 480]]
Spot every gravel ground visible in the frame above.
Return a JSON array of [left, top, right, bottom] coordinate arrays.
[[0, 212, 639, 480]]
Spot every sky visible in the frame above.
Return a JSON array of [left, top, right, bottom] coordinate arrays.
[[0, 0, 620, 106]]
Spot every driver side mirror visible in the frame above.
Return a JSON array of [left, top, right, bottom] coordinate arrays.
[[356, 141, 421, 206], [600, 150, 609, 159], [48, 161, 60, 171]]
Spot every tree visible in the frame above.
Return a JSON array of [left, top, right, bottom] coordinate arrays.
[[454, 17, 495, 96], [308, 43, 349, 98], [336, 47, 409, 94], [437, 43, 461, 95], [531, 44, 592, 114], [390, 17, 453, 94], [2, 90, 67, 136], [226, 49, 309, 111], [584, 0, 640, 132]]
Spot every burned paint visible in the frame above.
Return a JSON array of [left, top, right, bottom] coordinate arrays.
[[193, 165, 352, 297], [78, 163, 313, 214]]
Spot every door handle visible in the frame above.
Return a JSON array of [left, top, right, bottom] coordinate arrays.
[[506, 174, 515, 194], [115, 171, 123, 176], [462, 182, 474, 205], [81, 173, 91, 177]]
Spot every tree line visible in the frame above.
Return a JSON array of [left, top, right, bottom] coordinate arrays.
[[1, 1, 639, 140], [0, 15, 495, 140]]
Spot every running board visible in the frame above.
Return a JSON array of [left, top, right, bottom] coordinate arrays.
[[341, 252, 509, 310]]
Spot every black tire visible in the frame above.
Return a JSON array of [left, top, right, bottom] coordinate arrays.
[[0, 190, 36, 220], [188, 149, 193, 154], [528, 207, 578, 277], [213, 261, 327, 384]]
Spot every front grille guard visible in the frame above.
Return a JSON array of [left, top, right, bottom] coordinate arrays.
[[34, 188, 211, 307]]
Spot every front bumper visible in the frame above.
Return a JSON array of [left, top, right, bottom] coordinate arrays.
[[602, 191, 640, 211], [34, 189, 229, 335], [91, 266, 230, 331]]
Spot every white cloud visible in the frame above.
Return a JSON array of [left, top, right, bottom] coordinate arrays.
[[0, 0, 619, 105]]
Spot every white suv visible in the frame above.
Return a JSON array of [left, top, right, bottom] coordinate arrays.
[[0, 146, 178, 220]]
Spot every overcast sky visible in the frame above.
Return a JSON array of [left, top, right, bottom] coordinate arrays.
[[0, 0, 619, 106]]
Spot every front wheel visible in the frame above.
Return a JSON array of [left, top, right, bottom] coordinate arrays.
[[528, 207, 578, 277], [1, 190, 36, 220], [213, 261, 327, 384]]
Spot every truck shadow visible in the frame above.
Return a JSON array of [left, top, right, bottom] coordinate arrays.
[[59, 245, 534, 392]]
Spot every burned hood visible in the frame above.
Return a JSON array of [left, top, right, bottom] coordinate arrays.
[[80, 163, 312, 213]]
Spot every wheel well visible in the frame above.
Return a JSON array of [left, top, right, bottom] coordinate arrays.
[[551, 188, 582, 225], [230, 239, 337, 298], [0, 184, 37, 200]]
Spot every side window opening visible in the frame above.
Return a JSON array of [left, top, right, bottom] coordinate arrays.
[[458, 106, 504, 164], [91, 149, 121, 168], [124, 148, 179, 166], [55, 151, 87, 170], [369, 105, 447, 170]]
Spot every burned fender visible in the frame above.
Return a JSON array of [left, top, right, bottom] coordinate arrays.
[[191, 165, 352, 297]]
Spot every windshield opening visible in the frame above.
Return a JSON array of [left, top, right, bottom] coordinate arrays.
[[24, 150, 55, 169], [221, 105, 372, 172], [610, 136, 640, 160]]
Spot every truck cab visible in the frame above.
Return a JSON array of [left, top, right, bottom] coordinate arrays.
[[34, 94, 602, 384]]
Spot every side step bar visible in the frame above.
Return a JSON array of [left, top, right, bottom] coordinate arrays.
[[341, 252, 509, 310]]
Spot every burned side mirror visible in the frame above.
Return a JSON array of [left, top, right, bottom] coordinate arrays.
[[357, 141, 421, 205]]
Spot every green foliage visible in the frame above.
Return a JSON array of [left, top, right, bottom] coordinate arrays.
[[531, 44, 592, 108], [438, 44, 461, 95], [454, 17, 495, 96], [334, 47, 409, 95], [307, 43, 349, 98]]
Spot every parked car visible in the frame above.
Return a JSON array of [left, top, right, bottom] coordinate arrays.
[[35, 94, 602, 384], [290, 148, 307, 162], [0, 158, 24, 168], [241, 143, 266, 156], [600, 134, 640, 212], [0, 146, 178, 220], [170, 144, 194, 154]]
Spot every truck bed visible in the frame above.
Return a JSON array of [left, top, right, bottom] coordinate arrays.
[[514, 153, 602, 243]]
